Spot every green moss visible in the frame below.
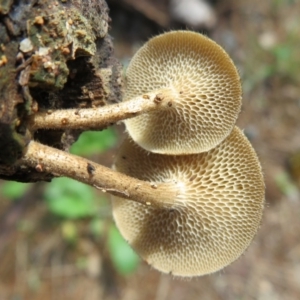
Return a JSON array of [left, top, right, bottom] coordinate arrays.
[[26, 7, 96, 90]]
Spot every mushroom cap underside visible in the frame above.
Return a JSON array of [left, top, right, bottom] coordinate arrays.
[[111, 127, 265, 277], [124, 30, 242, 154]]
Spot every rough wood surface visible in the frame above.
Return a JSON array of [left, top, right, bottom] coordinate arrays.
[[0, 0, 122, 182]]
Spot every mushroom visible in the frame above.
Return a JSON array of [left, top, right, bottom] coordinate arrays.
[[29, 31, 241, 156], [111, 127, 264, 277], [124, 30, 242, 154]]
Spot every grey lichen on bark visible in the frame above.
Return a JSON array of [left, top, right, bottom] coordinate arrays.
[[0, 0, 123, 182]]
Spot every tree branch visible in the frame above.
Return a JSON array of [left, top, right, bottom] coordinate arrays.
[[20, 141, 177, 208]]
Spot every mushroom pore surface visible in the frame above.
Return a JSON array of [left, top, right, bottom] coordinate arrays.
[[124, 30, 242, 154], [111, 127, 264, 277]]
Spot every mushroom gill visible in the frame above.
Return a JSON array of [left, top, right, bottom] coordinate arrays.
[[111, 127, 264, 277], [124, 30, 242, 154]]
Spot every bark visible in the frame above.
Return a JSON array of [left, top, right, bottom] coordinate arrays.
[[0, 0, 122, 182]]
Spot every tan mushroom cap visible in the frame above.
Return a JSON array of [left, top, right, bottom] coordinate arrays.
[[124, 30, 242, 154], [111, 127, 264, 277]]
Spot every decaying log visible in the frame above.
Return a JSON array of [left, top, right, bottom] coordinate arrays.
[[0, 0, 123, 182]]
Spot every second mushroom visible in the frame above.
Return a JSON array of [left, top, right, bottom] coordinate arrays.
[[112, 127, 264, 277]]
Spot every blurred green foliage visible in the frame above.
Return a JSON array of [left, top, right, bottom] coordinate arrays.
[[44, 177, 98, 219], [108, 225, 140, 275], [89, 218, 105, 238], [70, 128, 117, 156], [1, 181, 32, 200], [275, 171, 299, 200], [269, 40, 299, 84]]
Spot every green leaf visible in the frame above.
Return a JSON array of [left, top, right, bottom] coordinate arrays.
[[1, 181, 31, 200], [44, 177, 97, 219], [108, 225, 139, 275], [70, 128, 117, 156]]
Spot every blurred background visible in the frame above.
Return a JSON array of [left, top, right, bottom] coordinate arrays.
[[1, 0, 300, 299]]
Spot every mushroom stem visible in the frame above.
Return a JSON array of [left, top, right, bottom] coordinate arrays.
[[20, 141, 177, 208], [28, 90, 174, 131]]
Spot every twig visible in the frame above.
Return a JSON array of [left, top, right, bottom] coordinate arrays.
[[29, 89, 175, 131], [20, 141, 177, 208]]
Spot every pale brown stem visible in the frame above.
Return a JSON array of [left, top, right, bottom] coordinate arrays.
[[29, 90, 174, 131], [20, 141, 177, 208]]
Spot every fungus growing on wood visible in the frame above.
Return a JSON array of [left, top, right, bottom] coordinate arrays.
[[124, 30, 242, 154], [15, 29, 263, 277], [111, 127, 264, 277], [29, 31, 241, 156]]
